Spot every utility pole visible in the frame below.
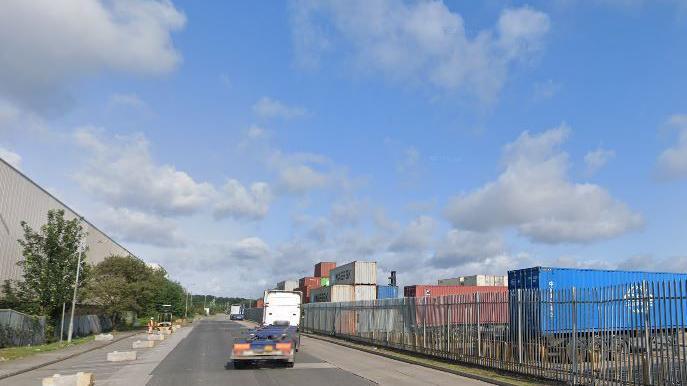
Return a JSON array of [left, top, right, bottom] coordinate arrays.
[[67, 232, 85, 343]]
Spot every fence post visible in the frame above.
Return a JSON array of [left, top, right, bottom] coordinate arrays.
[[642, 281, 653, 385], [477, 292, 481, 357], [518, 289, 523, 364], [572, 287, 578, 385], [446, 299, 450, 353], [423, 300, 427, 351]]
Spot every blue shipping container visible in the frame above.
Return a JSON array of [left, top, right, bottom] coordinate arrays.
[[508, 267, 687, 334], [376, 285, 398, 299]]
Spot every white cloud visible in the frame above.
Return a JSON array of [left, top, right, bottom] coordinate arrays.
[[229, 237, 272, 262], [584, 148, 615, 175], [291, 1, 550, 102], [656, 114, 687, 180], [269, 151, 341, 194], [0, 0, 185, 113], [252, 97, 307, 119], [431, 230, 505, 268], [445, 126, 643, 243], [0, 146, 21, 169], [214, 179, 272, 220], [98, 207, 185, 248], [389, 216, 435, 253], [73, 128, 215, 216]]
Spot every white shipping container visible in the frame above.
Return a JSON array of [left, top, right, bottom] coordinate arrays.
[[276, 280, 299, 291], [354, 285, 376, 301], [329, 261, 377, 285], [437, 275, 508, 287], [310, 285, 355, 303]]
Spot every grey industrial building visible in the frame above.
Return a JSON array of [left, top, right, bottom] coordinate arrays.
[[0, 157, 133, 284]]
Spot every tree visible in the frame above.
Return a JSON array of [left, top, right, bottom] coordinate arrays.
[[84, 256, 187, 325], [84, 255, 156, 325], [13, 209, 88, 321]]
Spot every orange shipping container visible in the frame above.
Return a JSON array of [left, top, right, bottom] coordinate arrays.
[[314, 262, 336, 277], [299, 276, 321, 288]]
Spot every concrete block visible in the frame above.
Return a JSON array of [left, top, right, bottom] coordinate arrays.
[[94, 333, 114, 342], [132, 340, 155, 349], [107, 351, 137, 362], [42, 372, 94, 386], [159, 328, 172, 335], [147, 334, 165, 341], [174, 324, 181, 329]]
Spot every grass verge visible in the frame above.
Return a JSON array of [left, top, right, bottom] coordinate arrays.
[[304, 334, 557, 386], [0, 336, 94, 361]]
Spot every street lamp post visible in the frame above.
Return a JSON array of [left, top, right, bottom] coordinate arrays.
[[67, 236, 85, 343], [184, 289, 188, 319]]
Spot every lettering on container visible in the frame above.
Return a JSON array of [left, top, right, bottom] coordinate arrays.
[[335, 269, 352, 282], [623, 284, 654, 314]]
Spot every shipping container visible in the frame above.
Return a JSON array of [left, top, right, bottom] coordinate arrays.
[[310, 285, 355, 303], [354, 285, 376, 301], [415, 291, 510, 327], [314, 262, 336, 277], [299, 276, 321, 288], [329, 261, 377, 285], [256, 298, 264, 308], [437, 275, 508, 287], [508, 266, 687, 334], [296, 286, 314, 304], [276, 280, 299, 292], [320, 277, 329, 287], [404, 285, 508, 298], [376, 285, 398, 299]]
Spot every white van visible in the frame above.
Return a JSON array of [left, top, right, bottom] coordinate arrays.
[[262, 290, 301, 326]]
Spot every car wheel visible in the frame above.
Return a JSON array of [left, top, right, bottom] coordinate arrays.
[[285, 361, 294, 368]]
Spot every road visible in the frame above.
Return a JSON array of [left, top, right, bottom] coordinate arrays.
[[2, 316, 493, 385]]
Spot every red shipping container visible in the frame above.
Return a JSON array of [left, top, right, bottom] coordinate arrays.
[[256, 298, 264, 308], [297, 286, 312, 304], [314, 262, 336, 277], [299, 276, 321, 288], [406, 287, 509, 326], [404, 285, 507, 298]]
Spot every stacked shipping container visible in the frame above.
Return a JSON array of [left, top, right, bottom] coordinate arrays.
[[404, 285, 508, 298], [276, 280, 298, 291], [329, 261, 377, 285], [437, 274, 507, 287], [314, 262, 336, 277], [376, 285, 398, 299]]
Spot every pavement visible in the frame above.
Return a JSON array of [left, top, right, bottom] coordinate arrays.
[[1, 315, 493, 385], [0, 330, 140, 380]]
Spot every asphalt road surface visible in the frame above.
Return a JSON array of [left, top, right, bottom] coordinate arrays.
[[147, 317, 491, 386]]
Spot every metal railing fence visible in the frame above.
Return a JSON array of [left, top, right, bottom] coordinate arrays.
[[302, 280, 687, 385]]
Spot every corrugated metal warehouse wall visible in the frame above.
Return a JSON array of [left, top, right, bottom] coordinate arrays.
[[0, 158, 133, 283]]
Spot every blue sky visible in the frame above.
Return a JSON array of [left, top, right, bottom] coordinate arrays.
[[0, 0, 686, 297]]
